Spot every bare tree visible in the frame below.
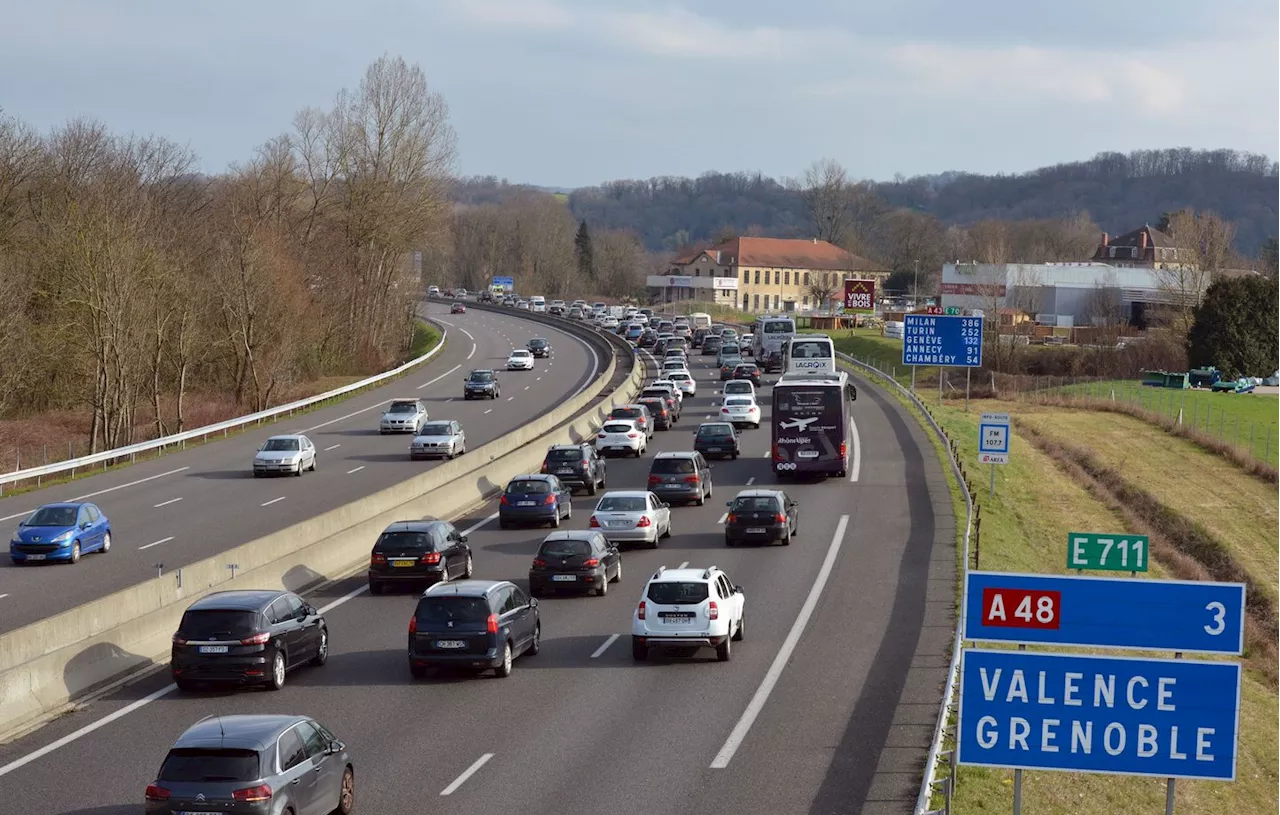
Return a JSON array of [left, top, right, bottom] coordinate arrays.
[[1155, 209, 1227, 336], [593, 229, 646, 299], [1084, 270, 1127, 344], [798, 158, 854, 244], [964, 219, 1012, 263], [806, 273, 840, 311]]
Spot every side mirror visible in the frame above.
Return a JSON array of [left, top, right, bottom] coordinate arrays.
[[734, 585, 744, 594], [80, 521, 90, 530], [327, 740, 345, 755], [529, 597, 539, 609], [459, 535, 469, 543]]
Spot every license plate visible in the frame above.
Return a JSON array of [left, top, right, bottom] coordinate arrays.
[[608, 520, 630, 527], [557, 469, 574, 474], [798, 450, 819, 458], [552, 574, 576, 582], [392, 560, 417, 567], [747, 528, 767, 534], [518, 501, 536, 506], [25, 554, 46, 561], [435, 640, 466, 649], [706, 447, 721, 452], [663, 616, 693, 624], [198, 645, 229, 654]]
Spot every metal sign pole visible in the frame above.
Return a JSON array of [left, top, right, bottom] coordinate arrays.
[[1165, 651, 1183, 815], [990, 463, 996, 498], [965, 367, 971, 412], [938, 369, 944, 406], [1013, 642, 1027, 815], [911, 365, 917, 392]]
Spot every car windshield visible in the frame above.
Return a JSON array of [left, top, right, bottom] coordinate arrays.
[[178, 609, 260, 639], [725, 398, 753, 407], [159, 748, 260, 783], [25, 506, 78, 526], [596, 496, 647, 512], [506, 479, 551, 495], [468, 371, 494, 382], [415, 596, 490, 624], [419, 423, 452, 436], [733, 496, 780, 511], [262, 438, 299, 452], [546, 449, 583, 462], [602, 423, 634, 434], [698, 425, 734, 437], [529, 339, 547, 347], [650, 457, 696, 474], [375, 531, 436, 551], [388, 402, 418, 413], [539, 538, 593, 557], [647, 581, 710, 605]]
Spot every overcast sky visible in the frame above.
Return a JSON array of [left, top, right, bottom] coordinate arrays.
[[2, 0, 1276, 188]]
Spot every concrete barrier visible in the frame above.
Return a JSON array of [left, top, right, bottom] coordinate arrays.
[[0, 326, 644, 743]]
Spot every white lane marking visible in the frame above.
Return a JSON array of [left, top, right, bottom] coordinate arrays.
[[0, 580, 370, 779], [346, 466, 365, 475], [460, 328, 475, 343], [0, 594, 9, 600], [152, 497, 183, 508], [590, 634, 619, 659], [260, 497, 286, 507], [536, 377, 542, 381], [745, 477, 755, 486], [436, 319, 454, 327], [717, 513, 727, 524], [761, 451, 769, 458], [678, 561, 689, 569], [138, 536, 175, 551], [417, 364, 464, 391], [324, 444, 342, 452], [710, 514, 850, 768], [524, 386, 530, 391], [467, 344, 476, 360], [848, 417, 862, 482], [507, 396, 514, 401], [484, 409, 493, 415], [461, 512, 499, 536], [440, 753, 494, 796], [68, 467, 191, 502]]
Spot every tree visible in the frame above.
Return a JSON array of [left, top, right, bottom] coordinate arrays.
[[798, 158, 854, 244], [574, 219, 594, 280], [1155, 209, 1232, 337], [1084, 270, 1127, 343], [806, 272, 840, 311], [1186, 275, 1279, 378], [1258, 236, 1278, 280], [593, 229, 645, 298]]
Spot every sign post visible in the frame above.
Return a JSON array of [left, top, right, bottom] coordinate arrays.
[[1067, 532, 1150, 574], [902, 313, 983, 408], [978, 412, 1010, 497]]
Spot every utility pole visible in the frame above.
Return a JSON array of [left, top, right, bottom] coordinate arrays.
[[914, 259, 920, 309]]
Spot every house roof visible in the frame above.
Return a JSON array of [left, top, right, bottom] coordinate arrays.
[[1108, 225, 1177, 249], [672, 237, 879, 271]]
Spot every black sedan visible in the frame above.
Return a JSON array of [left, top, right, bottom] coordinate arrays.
[[732, 363, 762, 386], [693, 422, 741, 459], [527, 338, 552, 358], [529, 531, 622, 597], [724, 489, 799, 546]]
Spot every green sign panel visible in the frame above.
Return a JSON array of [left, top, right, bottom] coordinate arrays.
[[1067, 532, 1149, 572], [943, 306, 961, 315]]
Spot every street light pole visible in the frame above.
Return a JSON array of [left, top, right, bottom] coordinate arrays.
[[914, 259, 920, 309]]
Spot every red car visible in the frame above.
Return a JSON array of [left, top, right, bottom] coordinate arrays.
[[450, 302, 467, 314]]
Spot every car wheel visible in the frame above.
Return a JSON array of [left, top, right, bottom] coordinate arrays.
[[661, 520, 671, 539], [782, 529, 791, 546], [631, 637, 648, 662], [596, 575, 608, 597], [100, 531, 112, 553], [310, 455, 317, 472], [494, 642, 513, 677], [267, 649, 287, 690], [310, 628, 328, 666], [333, 766, 355, 813], [550, 509, 561, 528], [463, 552, 474, 579], [528, 623, 541, 656], [173, 676, 196, 693], [69, 542, 81, 564], [587, 479, 597, 496], [716, 635, 732, 662], [725, 534, 734, 547], [564, 503, 572, 520], [612, 559, 622, 583], [733, 613, 745, 641]]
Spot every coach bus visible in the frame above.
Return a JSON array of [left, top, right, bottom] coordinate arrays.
[[771, 374, 851, 479], [752, 315, 797, 369]]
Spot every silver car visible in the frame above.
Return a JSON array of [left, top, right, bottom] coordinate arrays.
[[253, 434, 317, 477], [380, 398, 428, 434], [145, 714, 355, 815], [411, 420, 466, 460], [588, 490, 672, 548]]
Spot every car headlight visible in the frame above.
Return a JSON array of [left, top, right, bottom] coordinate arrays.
[[51, 530, 73, 543], [10, 534, 21, 544]]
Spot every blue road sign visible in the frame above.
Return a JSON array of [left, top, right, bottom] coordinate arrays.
[[957, 649, 1241, 781], [902, 314, 983, 367], [963, 571, 1246, 655], [492, 276, 514, 290]]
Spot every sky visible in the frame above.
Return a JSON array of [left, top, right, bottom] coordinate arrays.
[[1, 0, 1276, 188]]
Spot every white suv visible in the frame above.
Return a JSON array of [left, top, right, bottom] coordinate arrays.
[[632, 565, 745, 662]]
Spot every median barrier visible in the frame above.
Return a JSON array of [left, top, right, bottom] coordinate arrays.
[[0, 316, 643, 743]]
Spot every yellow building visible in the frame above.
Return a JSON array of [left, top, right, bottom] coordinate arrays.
[[662, 237, 887, 313]]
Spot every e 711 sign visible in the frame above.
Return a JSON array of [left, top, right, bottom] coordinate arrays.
[[1068, 532, 1149, 572]]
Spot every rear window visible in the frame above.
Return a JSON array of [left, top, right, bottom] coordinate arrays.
[[539, 538, 593, 557], [178, 609, 260, 639], [602, 423, 634, 434], [733, 496, 780, 511], [638, 400, 666, 414], [640, 390, 668, 400], [647, 581, 710, 605], [725, 398, 753, 407], [375, 531, 437, 551], [506, 480, 550, 494], [611, 408, 642, 419], [650, 457, 696, 474], [597, 495, 647, 512], [698, 425, 733, 436], [415, 596, 491, 624], [159, 748, 261, 783], [724, 382, 751, 391], [546, 449, 583, 462]]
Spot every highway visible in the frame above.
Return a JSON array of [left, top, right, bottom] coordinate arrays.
[[0, 303, 607, 634], [0, 344, 956, 814]]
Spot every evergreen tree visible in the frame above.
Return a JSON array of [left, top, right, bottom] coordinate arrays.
[[1186, 275, 1279, 377], [574, 220, 594, 279]]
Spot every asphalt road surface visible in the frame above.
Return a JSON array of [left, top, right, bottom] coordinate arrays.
[[0, 344, 956, 815], [0, 303, 607, 633]]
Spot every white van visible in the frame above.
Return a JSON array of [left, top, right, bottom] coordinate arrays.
[[687, 312, 712, 331], [529, 295, 547, 313]]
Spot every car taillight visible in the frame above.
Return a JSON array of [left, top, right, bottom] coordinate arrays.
[[583, 558, 600, 568], [721, 407, 729, 413], [486, 613, 499, 634], [171, 634, 187, 645], [648, 475, 661, 484], [708, 601, 719, 620], [408, 616, 417, 633], [540, 463, 549, 473], [589, 515, 601, 527], [240, 631, 270, 646], [144, 784, 170, 801], [420, 552, 441, 564], [683, 475, 700, 483], [638, 601, 646, 620], [627, 432, 638, 438], [371, 552, 387, 565], [726, 513, 737, 523], [775, 513, 787, 523], [500, 494, 510, 505], [636, 515, 652, 527], [233, 784, 273, 803], [533, 558, 547, 568], [544, 493, 556, 505]]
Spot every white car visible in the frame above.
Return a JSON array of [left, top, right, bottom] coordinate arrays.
[[596, 419, 646, 457], [668, 370, 697, 396], [589, 490, 672, 548], [507, 349, 535, 370], [722, 380, 756, 400], [601, 316, 620, 330], [410, 420, 466, 460], [661, 359, 687, 376], [720, 395, 761, 428], [253, 434, 317, 477], [741, 333, 754, 355], [632, 565, 745, 662], [650, 379, 684, 404], [379, 398, 428, 434]]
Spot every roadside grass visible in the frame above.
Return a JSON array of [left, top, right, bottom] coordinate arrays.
[[931, 397, 1279, 815]]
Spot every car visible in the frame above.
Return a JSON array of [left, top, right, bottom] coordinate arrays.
[[457, 288, 469, 298], [639, 386, 681, 421], [732, 362, 763, 387], [724, 489, 799, 546], [144, 714, 355, 815], [528, 530, 622, 597], [499, 474, 573, 528], [9, 502, 111, 565], [367, 519, 473, 594], [601, 316, 620, 330], [694, 422, 741, 459], [609, 404, 655, 439], [507, 348, 535, 370], [717, 343, 743, 367], [638, 329, 658, 348], [719, 328, 738, 341], [664, 348, 687, 363], [719, 395, 762, 428], [380, 398, 428, 434], [740, 333, 755, 355], [668, 369, 697, 396], [527, 337, 552, 358], [170, 590, 328, 691], [647, 451, 713, 505], [516, 299, 531, 310], [637, 396, 673, 430], [410, 419, 466, 459], [661, 359, 687, 376], [650, 379, 684, 404], [541, 442, 608, 494], [762, 350, 785, 373], [631, 565, 745, 662], [596, 418, 647, 457], [719, 357, 744, 380], [253, 434, 317, 476], [722, 379, 756, 400], [549, 304, 565, 316], [588, 490, 672, 549], [451, 301, 467, 314], [463, 368, 501, 399], [407, 580, 540, 678], [692, 327, 710, 348], [702, 335, 723, 355], [567, 307, 584, 320]]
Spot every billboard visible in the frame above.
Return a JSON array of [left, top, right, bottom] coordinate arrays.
[[843, 279, 875, 312]]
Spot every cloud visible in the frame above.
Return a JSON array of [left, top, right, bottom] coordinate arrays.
[[440, 0, 574, 30]]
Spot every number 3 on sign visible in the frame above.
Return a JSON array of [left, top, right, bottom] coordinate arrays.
[[1204, 601, 1226, 635]]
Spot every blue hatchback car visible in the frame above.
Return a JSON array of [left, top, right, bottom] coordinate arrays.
[[10, 502, 112, 564], [498, 475, 573, 529]]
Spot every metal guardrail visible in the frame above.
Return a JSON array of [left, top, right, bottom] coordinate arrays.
[[835, 351, 973, 815], [0, 325, 450, 495]]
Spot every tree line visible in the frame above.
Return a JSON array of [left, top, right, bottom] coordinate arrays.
[[0, 55, 456, 452]]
